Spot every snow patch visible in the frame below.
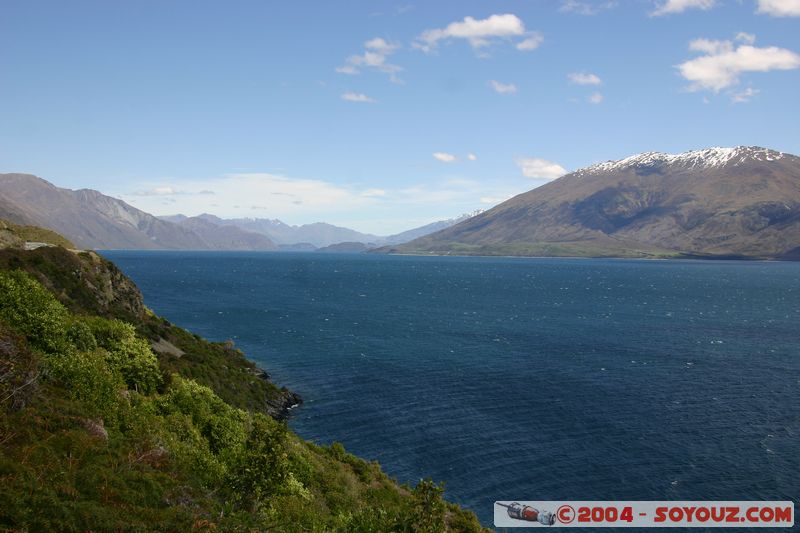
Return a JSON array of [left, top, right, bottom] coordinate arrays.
[[576, 146, 785, 176]]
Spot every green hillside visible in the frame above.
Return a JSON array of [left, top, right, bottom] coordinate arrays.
[[0, 240, 486, 531], [0, 219, 76, 250]]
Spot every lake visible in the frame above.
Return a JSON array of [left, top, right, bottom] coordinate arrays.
[[101, 251, 800, 526]]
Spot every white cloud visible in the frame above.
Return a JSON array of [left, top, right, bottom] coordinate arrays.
[[121, 173, 379, 219], [678, 35, 800, 92], [134, 186, 180, 196], [467, 153, 478, 161], [130, 186, 213, 196], [688, 38, 731, 55], [117, 173, 534, 235], [337, 37, 402, 82], [736, 32, 756, 45], [516, 158, 568, 180], [516, 32, 544, 51], [559, 0, 618, 15], [568, 72, 602, 85], [731, 87, 760, 102], [651, 0, 716, 16], [414, 14, 539, 53], [588, 92, 604, 104], [341, 91, 377, 103], [433, 152, 457, 163], [757, 0, 800, 16], [489, 80, 518, 94], [335, 65, 358, 75]]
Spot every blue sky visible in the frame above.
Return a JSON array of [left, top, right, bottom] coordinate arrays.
[[1, 0, 799, 234]]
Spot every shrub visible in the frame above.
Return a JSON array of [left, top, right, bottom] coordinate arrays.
[[160, 411, 227, 487], [65, 319, 98, 352], [330, 441, 347, 461], [409, 479, 447, 533], [158, 377, 248, 459], [0, 325, 40, 412], [47, 350, 123, 421], [0, 270, 70, 354], [85, 318, 161, 394], [226, 414, 291, 510]]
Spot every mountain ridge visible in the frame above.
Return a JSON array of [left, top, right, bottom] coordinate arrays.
[[0, 172, 485, 250], [158, 211, 486, 248], [0, 173, 277, 250], [382, 146, 800, 260]]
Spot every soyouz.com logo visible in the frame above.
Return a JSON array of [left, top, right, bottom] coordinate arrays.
[[494, 501, 794, 528]]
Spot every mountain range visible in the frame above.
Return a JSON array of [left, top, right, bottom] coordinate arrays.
[[0, 173, 277, 250], [159, 211, 485, 249], [383, 146, 800, 260], [159, 213, 384, 248], [4, 146, 799, 258], [0, 173, 478, 251]]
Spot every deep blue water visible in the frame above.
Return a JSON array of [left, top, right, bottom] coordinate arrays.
[[101, 251, 800, 526]]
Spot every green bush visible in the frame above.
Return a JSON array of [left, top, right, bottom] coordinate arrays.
[[65, 319, 97, 352], [409, 479, 447, 533], [0, 270, 70, 354], [0, 325, 40, 412], [226, 414, 291, 510], [47, 350, 123, 421], [158, 376, 248, 459], [159, 411, 227, 486], [85, 317, 161, 394]]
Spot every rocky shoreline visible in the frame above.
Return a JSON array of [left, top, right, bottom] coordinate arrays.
[[252, 365, 303, 420]]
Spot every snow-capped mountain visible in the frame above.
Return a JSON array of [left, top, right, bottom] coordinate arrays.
[[577, 146, 787, 176], [386, 146, 800, 259]]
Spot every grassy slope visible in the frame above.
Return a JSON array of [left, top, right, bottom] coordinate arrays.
[[0, 244, 487, 532], [0, 218, 75, 249], [383, 240, 682, 259]]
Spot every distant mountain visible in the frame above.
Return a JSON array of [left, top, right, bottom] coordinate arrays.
[[315, 241, 370, 253], [278, 243, 317, 252], [188, 216, 383, 248], [0, 174, 276, 250], [0, 195, 39, 226], [170, 216, 277, 250], [0, 172, 484, 251], [383, 147, 800, 260], [383, 210, 484, 245], [158, 210, 486, 249], [158, 214, 189, 224]]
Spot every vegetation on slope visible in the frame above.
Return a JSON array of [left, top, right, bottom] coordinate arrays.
[[0, 246, 296, 416], [380, 240, 681, 259], [0, 219, 75, 249], [0, 243, 486, 531]]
